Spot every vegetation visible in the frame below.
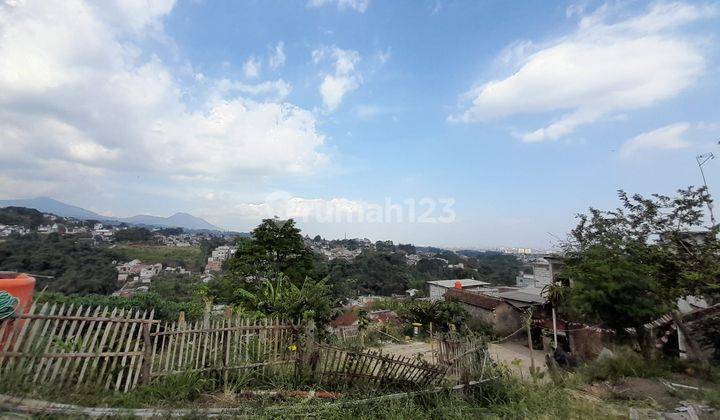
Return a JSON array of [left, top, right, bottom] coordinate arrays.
[[319, 249, 522, 297], [36, 291, 205, 321], [396, 299, 468, 333], [561, 187, 720, 357], [0, 206, 53, 229], [113, 227, 153, 242], [113, 244, 204, 271], [212, 219, 337, 328], [233, 274, 339, 330], [149, 272, 205, 302], [227, 218, 314, 284], [0, 233, 119, 294]]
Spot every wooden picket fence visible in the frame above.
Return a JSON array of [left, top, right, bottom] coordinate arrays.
[[149, 316, 296, 378], [0, 304, 297, 392], [0, 303, 158, 392], [308, 344, 447, 388]]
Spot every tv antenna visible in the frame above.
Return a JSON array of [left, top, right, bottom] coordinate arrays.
[[696, 153, 716, 225]]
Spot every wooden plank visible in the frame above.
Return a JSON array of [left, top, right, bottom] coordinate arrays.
[[38, 304, 76, 384], [121, 310, 148, 392], [95, 308, 127, 387], [109, 309, 140, 390], [49, 305, 88, 383], [16, 314, 159, 323], [58, 305, 101, 385], [77, 307, 114, 386]]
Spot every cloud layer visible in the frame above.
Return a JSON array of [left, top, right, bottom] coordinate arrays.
[[0, 0, 327, 199], [451, 2, 714, 142]]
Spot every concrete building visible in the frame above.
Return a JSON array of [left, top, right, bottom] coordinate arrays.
[[444, 288, 522, 335], [426, 279, 490, 301]]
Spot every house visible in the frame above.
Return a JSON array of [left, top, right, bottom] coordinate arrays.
[[516, 255, 564, 288], [426, 279, 490, 300], [496, 289, 547, 311], [529, 256, 564, 288], [445, 288, 522, 335]]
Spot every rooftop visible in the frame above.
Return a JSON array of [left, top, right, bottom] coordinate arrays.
[[426, 279, 491, 288]]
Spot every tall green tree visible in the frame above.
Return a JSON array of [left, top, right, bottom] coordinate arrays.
[[225, 218, 313, 284], [562, 187, 720, 358]]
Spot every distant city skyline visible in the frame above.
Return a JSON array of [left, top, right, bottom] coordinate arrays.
[[1, 1, 719, 249]]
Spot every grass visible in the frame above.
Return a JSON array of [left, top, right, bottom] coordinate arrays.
[[113, 244, 204, 271]]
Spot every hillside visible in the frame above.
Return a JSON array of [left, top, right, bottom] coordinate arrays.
[[0, 197, 220, 231]]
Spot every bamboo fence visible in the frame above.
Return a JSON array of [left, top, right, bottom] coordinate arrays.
[[0, 304, 296, 392], [310, 344, 447, 388]]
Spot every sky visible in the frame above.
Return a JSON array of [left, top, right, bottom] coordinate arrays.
[[1, 0, 719, 249]]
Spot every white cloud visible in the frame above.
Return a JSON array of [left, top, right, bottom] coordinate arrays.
[[242, 56, 261, 78], [0, 0, 328, 199], [620, 122, 691, 158], [450, 2, 716, 142], [307, 0, 370, 13], [313, 46, 362, 111], [268, 41, 286, 70], [215, 79, 292, 101]]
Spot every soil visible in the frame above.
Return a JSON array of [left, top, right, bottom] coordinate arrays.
[[610, 377, 682, 409]]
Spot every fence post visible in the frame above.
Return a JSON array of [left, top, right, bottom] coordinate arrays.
[[140, 322, 152, 384], [297, 319, 316, 381]]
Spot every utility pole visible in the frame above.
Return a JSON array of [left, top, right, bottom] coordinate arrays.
[[696, 153, 716, 225]]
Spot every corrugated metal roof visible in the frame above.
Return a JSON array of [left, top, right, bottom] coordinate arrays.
[[497, 291, 547, 304]]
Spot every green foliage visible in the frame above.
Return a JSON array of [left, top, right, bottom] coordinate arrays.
[[0, 206, 51, 229], [149, 272, 204, 302], [113, 227, 153, 242], [578, 350, 667, 383], [698, 314, 720, 361], [36, 291, 205, 321], [563, 245, 668, 331], [143, 372, 214, 403], [562, 187, 720, 354], [226, 218, 313, 283], [0, 233, 119, 294], [114, 245, 204, 271], [232, 274, 338, 330], [396, 299, 468, 332]]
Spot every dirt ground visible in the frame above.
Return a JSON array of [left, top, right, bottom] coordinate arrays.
[[378, 339, 550, 381]]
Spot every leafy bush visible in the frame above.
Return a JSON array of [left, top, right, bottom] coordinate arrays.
[[396, 300, 468, 332], [578, 349, 666, 383], [36, 291, 205, 322]]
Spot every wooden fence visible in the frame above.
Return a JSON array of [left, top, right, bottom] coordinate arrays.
[[0, 303, 157, 392], [308, 344, 447, 388], [0, 304, 296, 392], [436, 336, 492, 382], [149, 316, 295, 378]]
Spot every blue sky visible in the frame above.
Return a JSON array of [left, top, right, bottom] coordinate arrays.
[[0, 0, 719, 248]]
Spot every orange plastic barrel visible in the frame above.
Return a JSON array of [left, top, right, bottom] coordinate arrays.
[[0, 272, 36, 350], [0, 272, 36, 315]]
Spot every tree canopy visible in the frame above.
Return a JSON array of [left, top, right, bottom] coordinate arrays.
[[561, 187, 720, 355]]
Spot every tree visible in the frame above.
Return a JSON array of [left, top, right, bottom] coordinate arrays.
[[562, 187, 720, 358], [226, 219, 313, 284], [233, 274, 338, 331], [114, 227, 152, 242]]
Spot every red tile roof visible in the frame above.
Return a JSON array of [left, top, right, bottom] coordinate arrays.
[[445, 288, 503, 311]]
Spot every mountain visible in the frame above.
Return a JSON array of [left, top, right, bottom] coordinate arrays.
[[0, 197, 106, 220], [123, 212, 219, 230], [0, 197, 221, 231]]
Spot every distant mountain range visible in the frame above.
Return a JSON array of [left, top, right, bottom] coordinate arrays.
[[0, 197, 221, 231]]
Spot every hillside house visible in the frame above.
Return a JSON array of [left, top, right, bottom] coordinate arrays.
[[427, 279, 490, 301], [445, 288, 522, 335]]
